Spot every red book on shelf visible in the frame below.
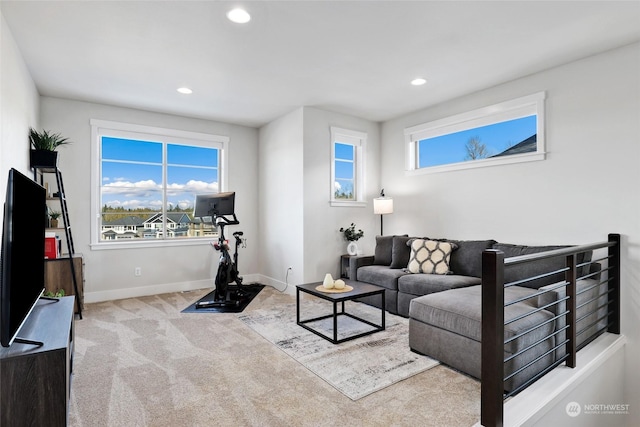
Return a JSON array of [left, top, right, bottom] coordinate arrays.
[[44, 232, 57, 259]]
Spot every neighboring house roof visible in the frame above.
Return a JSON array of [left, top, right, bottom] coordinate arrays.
[[102, 215, 145, 227], [491, 134, 537, 157], [144, 212, 192, 225]]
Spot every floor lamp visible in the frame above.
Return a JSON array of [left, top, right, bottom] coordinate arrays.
[[373, 189, 393, 235]]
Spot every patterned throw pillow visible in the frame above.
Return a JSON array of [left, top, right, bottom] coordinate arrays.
[[407, 239, 457, 275]]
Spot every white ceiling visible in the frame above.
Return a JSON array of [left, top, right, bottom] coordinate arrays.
[[2, 1, 639, 128]]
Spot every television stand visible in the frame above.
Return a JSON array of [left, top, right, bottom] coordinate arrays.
[[12, 337, 44, 347], [0, 296, 75, 426]]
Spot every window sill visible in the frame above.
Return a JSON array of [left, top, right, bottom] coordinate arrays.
[[90, 238, 215, 251], [406, 151, 546, 175], [330, 200, 367, 208]]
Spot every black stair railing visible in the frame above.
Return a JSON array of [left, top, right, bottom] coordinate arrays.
[[481, 233, 620, 427]]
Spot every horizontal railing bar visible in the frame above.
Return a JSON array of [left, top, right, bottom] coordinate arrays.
[[577, 329, 607, 352], [505, 316, 568, 346], [504, 310, 569, 344], [504, 269, 567, 288], [505, 296, 570, 326], [576, 278, 611, 297], [505, 357, 568, 398], [504, 326, 569, 363], [504, 241, 615, 266], [577, 268, 603, 281], [503, 342, 563, 382], [576, 312, 611, 336], [576, 260, 591, 269], [505, 282, 568, 307], [576, 294, 612, 314], [591, 254, 614, 265]]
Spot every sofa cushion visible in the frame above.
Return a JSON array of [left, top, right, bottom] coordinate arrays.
[[398, 273, 481, 296], [373, 235, 394, 265], [493, 243, 592, 289], [409, 285, 554, 355], [356, 265, 408, 291], [407, 239, 457, 275], [447, 239, 497, 277], [390, 235, 414, 269]]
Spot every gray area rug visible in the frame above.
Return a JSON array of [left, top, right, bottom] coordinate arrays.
[[238, 298, 439, 400]]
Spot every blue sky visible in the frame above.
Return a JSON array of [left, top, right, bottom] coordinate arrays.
[[334, 142, 354, 196], [101, 137, 219, 211], [418, 115, 537, 168]]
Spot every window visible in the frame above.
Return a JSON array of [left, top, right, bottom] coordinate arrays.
[[90, 120, 228, 248], [330, 127, 366, 207], [405, 92, 546, 174]]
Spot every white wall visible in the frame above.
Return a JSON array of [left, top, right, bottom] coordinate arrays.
[[257, 106, 380, 288], [381, 42, 640, 426], [257, 108, 305, 290], [0, 12, 39, 205], [39, 97, 260, 302], [302, 107, 380, 281]]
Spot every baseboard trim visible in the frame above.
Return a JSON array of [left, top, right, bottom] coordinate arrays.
[[84, 273, 268, 303], [254, 274, 295, 295]]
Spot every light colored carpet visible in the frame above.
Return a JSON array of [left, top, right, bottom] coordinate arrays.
[[69, 286, 481, 426], [238, 300, 439, 400]]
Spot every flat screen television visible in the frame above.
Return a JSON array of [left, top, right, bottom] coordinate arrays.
[[0, 168, 46, 347], [193, 191, 236, 219]]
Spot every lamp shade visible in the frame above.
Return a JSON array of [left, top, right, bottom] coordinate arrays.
[[373, 197, 394, 215]]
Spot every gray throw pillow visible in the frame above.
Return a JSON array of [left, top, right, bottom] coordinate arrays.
[[447, 239, 497, 277], [390, 235, 413, 269], [373, 235, 394, 265]]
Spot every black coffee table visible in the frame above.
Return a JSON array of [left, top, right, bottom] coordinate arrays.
[[296, 280, 385, 344]]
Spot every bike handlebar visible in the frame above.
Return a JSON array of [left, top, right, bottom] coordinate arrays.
[[215, 214, 239, 226]]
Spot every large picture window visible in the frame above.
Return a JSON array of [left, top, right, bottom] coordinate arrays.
[[90, 120, 228, 248], [405, 92, 546, 174], [330, 127, 367, 207]]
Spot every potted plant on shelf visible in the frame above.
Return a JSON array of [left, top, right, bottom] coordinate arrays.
[[339, 223, 364, 255], [29, 127, 71, 169], [49, 210, 61, 228]]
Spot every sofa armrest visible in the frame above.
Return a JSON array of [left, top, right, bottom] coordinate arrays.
[[349, 255, 375, 280]]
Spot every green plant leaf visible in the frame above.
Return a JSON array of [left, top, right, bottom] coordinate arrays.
[[29, 128, 71, 151]]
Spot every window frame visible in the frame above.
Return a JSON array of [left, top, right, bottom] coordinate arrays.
[[330, 126, 367, 207], [90, 119, 229, 250], [404, 92, 546, 175]]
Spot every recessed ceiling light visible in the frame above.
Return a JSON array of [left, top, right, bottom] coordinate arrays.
[[177, 87, 193, 94], [411, 78, 427, 86], [227, 8, 251, 24]]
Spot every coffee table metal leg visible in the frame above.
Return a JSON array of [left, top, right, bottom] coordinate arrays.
[[333, 301, 338, 343], [381, 290, 386, 329], [296, 288, 300, 324]]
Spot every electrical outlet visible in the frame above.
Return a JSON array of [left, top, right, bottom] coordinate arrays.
[[134, 267, 141, 277]]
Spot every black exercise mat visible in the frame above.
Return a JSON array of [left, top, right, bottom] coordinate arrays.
[[182, 283, 265, 313]]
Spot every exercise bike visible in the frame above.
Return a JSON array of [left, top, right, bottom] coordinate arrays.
[[193, 192, 249, 309], [195, 213, 248, 309]]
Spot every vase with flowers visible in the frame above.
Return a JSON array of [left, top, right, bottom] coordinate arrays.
[[339, 223, 364, 255]]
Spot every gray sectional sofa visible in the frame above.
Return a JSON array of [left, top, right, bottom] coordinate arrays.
[[349, 235, 496, 317], [348, 234, 605, 391]]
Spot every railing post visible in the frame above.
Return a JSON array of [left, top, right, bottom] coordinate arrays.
[[481, 249, 504, 427], [608, 233, 621, 334], [565, 254, 577, 368]]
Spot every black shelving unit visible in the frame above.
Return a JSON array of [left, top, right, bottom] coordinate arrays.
[[34, 166, 82, 319]]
